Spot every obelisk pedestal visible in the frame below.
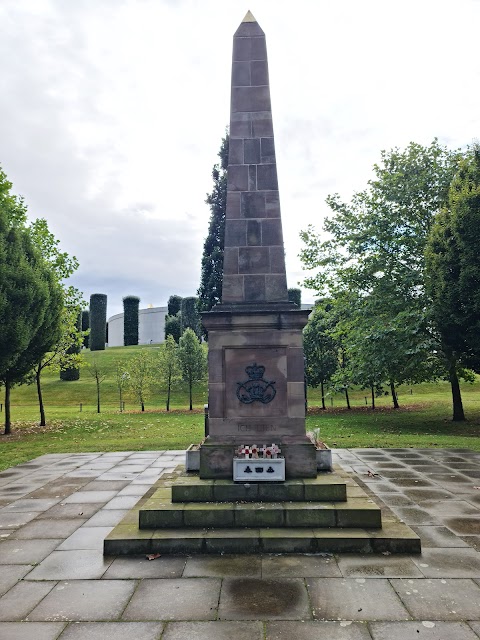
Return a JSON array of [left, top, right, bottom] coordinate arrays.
[[200, 11, 316, 479], [102, 11, 421, 558]]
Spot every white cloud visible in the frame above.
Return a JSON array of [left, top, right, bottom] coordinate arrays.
[[1, 0, 479, 315]]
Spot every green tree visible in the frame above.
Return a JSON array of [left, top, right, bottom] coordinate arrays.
[[0, 165, 27, 227], [0, 217, 49, 376], [28, 217, 84, 420], [114, 360, 130, 412], [164, 314, 182, 343], [60, 311, 82, 382], [181, 296, 201, 338], [31, 306, 83, 426], [1, 262, 63, 434], [157, 334, 181, 411], [167, 295, 183, 317], [198, 133, 229, 313], [128, 349, 155, 412], [0, 190, 64, 433], [81, 309, 90, 348], [178, 328, 207, 410], [303, 302, 338, 410], [88, 358, 106, 413], [300, 139, 464, 418], [123, 296, 140, 346], [89, 293, 107, 351], [288, 288, 302, 308], [426, 145, 480, 374], [0, 164, 82, 430]]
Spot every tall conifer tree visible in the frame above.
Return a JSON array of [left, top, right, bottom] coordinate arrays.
[[123, 295, 140, 346], [89, 293, 107, 351], [198, 133, 229, 312]]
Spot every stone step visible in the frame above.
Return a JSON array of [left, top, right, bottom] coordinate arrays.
[[103, 469, 421, 556], [171, 473, 347, 503], [104, 519, 421, 556], [139, 494, 381, 529]]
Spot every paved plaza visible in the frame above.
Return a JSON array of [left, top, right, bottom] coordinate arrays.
[[0, 447, 479, 639]]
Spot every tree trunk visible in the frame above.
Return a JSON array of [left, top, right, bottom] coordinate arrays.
[[321, 381, 326, 410], [371, 385, 375, 410], [189, 379, 193, 411], [119, 389, 123, 412], [390, 380, 400, 409], [36, 368, 46, 426], [345, 388, 351, 410], [141, 401, 145, 412], [96, 379, 101, 413], [166, 372, 171, 411], [447, 355, 465, 421], [4, 379, 11, 435]]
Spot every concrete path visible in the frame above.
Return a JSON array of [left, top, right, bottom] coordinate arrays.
[[0, 447, 478, 639]]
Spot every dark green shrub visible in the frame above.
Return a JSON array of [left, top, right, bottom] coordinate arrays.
[[81, 309, 89, 348], [123, 295, 140, 346], [89, 293, 107, 351], [165, 314, 181, 343], [181, 297, 201, 338], [288, 288, 301, 308], [167, 295, 183, 317]]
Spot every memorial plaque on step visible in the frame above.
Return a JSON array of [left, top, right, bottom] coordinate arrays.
[[233, 458, 285, 482]]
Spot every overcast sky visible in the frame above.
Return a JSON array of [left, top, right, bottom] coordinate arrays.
[[1, 0, 479, 318]]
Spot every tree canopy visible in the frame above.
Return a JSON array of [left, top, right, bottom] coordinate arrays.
[[426, 145, 480, 373], [198, 133, 229, 313], [157, 334, 181, 411], [0, 207, 63, 433], [300, 140, 469, 419], [0, 163, 82, 432], [178, 328, 207, 410]]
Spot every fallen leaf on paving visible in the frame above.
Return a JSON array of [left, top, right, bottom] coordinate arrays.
[[146, 553, 161, 560]]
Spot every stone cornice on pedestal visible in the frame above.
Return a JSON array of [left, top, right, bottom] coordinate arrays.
[[201, 306, 310, 332]]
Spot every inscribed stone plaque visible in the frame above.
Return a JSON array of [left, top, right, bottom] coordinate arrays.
[[224, 347, 287, 418]]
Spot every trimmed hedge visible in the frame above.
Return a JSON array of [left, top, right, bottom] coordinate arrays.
[[89, 293, 107, 351], [123, 295, 140, 346], [81, 309, 89, 348], [288, 288, 301, 308], [164, 314, 181, 343], [181, 296, 200, 338], [167, 295, 183, 317]]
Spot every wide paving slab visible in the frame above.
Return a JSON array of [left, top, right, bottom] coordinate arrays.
[[0, 448, 478, 639]]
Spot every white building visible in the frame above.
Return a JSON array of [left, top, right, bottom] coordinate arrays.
[[107, 306, 167, 347]]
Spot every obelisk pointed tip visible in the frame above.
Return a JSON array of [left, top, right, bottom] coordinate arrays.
[[242, 10, 257, 22], [235, 10, 264, 36]]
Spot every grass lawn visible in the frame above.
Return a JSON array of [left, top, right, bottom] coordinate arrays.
[[0, 345, 479, 472]]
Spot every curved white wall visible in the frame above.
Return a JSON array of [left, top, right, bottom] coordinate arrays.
[[107, 306, 167, 347]]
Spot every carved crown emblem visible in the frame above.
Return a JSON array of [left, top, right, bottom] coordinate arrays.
[[236, 363, 276, 405], [245, 364, 265, 380]]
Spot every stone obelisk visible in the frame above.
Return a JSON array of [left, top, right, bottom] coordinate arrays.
[[200, 11, 316, 479]]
